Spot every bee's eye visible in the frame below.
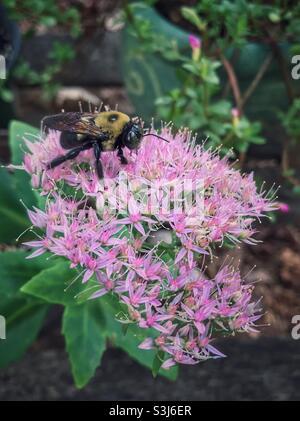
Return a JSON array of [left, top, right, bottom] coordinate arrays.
[[125, 128, 142, 150]]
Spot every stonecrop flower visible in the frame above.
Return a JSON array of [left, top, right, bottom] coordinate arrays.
[[189, 34, 201, 61], [19, 125, 277, 368]]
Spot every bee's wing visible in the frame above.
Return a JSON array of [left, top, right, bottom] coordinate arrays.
[[41, 112, 104, 137]]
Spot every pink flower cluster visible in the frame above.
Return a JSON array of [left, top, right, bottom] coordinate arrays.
[[20, 127, 277, 368]]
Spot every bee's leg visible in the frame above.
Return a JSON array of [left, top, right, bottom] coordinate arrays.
[[117, 147, 128, 165], [93, 142, 104, 179], [47, 143, 93, 169]]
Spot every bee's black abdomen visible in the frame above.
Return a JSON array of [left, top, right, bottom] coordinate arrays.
[[60, 131, 82, 149]]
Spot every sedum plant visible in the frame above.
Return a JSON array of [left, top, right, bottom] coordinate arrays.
[[0, 118, 277, 386]]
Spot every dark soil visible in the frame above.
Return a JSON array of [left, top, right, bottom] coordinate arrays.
[[0, 337, 299, 401]]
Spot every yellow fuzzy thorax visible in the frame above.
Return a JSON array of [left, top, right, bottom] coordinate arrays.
[[94, 111, 130, 140]]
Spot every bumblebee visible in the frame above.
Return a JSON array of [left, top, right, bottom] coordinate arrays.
[[42, 110, 166, 179]]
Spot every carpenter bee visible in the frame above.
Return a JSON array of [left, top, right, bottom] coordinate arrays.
[[42, 110, 168, 179]]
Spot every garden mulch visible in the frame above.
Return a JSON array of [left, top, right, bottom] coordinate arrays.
[[0, 336, 299, 401]]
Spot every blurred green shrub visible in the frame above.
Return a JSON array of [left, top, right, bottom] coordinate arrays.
[[1, 0, 81, 102], [124, 0, 300, 179]]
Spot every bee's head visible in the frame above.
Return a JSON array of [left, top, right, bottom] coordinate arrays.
[[117, 117, 169, 151], [123, 122, 143, 150]]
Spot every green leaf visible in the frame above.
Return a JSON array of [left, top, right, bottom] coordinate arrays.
[[0, 247, 53, 367], [9, 122, 40, 166], [0, 88, 14, 103], [0, 248, 52, 368], [269, 11, 281, 23], [250, 135, 265, 145], [33, 189, 47, 209], [0, 300, 48, 368], [152, 350, 165, 378], [182, 62, 200, 77], [0, 249, 53, 299], [181, 7, 206, 31], [99, 294, 178, 381], [21, 260, 97, 306], [9, 120, 40, 208], [62, 302, 107, 388], [0, 167, 29, 243], [209, 100, 231, 117]]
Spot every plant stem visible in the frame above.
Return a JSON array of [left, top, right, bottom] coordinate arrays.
[[220, 49, 275, 169], [270, 41, 295, 104], [268, 37, 297, 182], [241, 53, 273, 108], [222, 49, 241, 99], [220, 53, 242, 113], [123, 1, 144, 41]]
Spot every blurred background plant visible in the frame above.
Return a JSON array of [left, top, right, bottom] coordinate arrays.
[[1, 0, 80, 102], [0, 0, 122, 104], [123, 0, 300, 183]]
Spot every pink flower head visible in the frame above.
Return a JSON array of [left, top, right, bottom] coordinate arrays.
[[17, 123, 278, 369], [189, 34, 201, 50], [231, 108, 240, 118], [278, 202, 289, 213], [189, 35, 201, 61]]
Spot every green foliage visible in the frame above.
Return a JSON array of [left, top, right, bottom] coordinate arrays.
[[0, 250, 51, 368], [1, 0, 81, 102], [0, 167, 29, 243], [9, 121, 39, 165], [9, 120, 40, 207], [125, 2, 271, 157], [0, 250, 52, 299], [3, 0, 81, 36], [152, 350, 165, 378], [181, 7, 206, 32], [0, 120, 40, 244], [62, 303, 106, 388], [99, 294, 178, 381], [0, 301, 48, 368], [21, 264, 179, 382], [278, 98, 300, 144], [124, 1, 300, 164], [21, 260, 96, 306]]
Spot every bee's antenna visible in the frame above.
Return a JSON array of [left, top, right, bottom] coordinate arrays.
[[78, 101, 83, 113], [143, 133, 169, 143]]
